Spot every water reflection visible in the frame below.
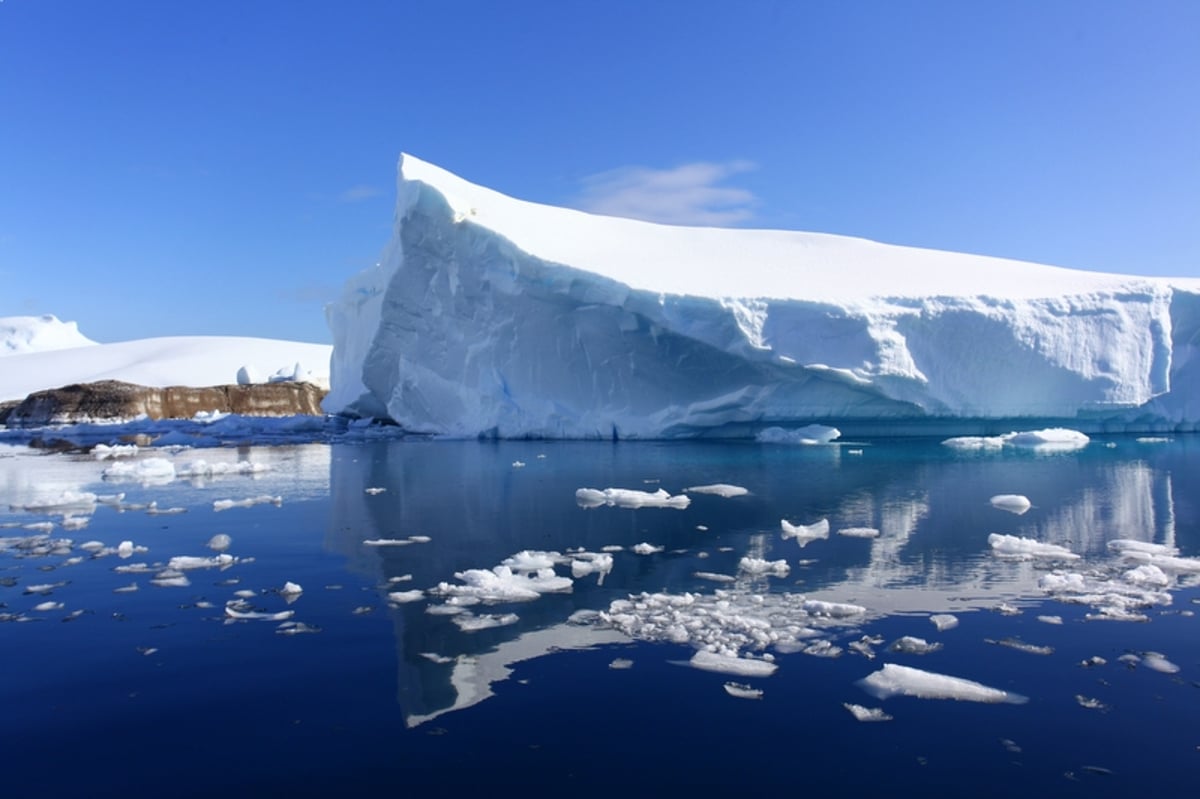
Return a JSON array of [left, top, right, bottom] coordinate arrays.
[[326, 438, 1197, 726]]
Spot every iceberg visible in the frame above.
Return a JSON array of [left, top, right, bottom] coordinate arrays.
[[325, 154, 1200, 438]]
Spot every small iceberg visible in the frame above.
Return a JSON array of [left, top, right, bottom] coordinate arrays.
[[859, 663, 1026, 704], [989, 494, 1032, 515]]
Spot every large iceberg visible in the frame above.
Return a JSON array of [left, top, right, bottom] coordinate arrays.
[[324, 154, 1200, 438]]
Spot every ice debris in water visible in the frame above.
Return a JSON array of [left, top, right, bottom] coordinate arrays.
[[859, 663, 1027, 704], [632, 543, 664, 555], [168, 554, 236, 571], [570, 552, 613, 583], [738, 557, 790, 578], [685, 484, 749, 498], [843, 703, 893, 722], [213, 495, 282, 511], [430, 553, 573, 604], [388, 590, 425, 603], [780, 518, 829, 547], [929, 614, 959, 631], [890, 636, 943, 655], [575, 487, 690, 509], [689, 650, 777, 677], [608, 658, 634, 670], [1075, 695, 1109, 711], [362, 535, 431, 546], [1038, 615, 1064, 625], [1140, 652, 1181, 674], [988, 533, 1079, 560], [224, 605, 294, 621], [92, 443, 138, 460], [279, 581, 303, 602], [723, 681, 764, 699], [176, 460, 270, 477], [453, 612, 519, 632], [1038, 569, 1172, 622], [985, 637, 1054, 656], [207, 534, 232, 552], [990, 494, 1032, 515], [942, 428, 1090, 452], [694, 571, 737, 583], [102, 457, 177, 484], [364, 487, 387, 495], [757, 425, 841, 445], [838, 527, 881, 539]]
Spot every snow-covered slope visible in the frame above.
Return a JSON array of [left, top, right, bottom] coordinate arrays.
[[324, 154, 1200, 438], [1, 315, 97, 356], [0, 316, 332, 403]]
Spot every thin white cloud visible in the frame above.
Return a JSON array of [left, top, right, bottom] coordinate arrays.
[[575, 160, 758, 226], [338, 185, 382, 203]]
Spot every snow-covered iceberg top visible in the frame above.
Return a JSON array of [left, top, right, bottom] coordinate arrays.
[[324, 153, 1200, 438]]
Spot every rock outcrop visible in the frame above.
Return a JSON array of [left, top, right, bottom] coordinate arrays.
[[2, 380, 327, 427]]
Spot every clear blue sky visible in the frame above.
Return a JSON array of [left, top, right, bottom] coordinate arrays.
[[2, 0, 1197, 344]]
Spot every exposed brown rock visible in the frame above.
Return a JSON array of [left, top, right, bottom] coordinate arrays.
[[3, 380, 327, 427]]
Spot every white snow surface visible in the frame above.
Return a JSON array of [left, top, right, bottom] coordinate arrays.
[[0, 315, 331, 402], [323, 153, 1200, 438]]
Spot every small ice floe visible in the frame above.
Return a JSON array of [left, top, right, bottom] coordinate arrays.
[[168, 554, 236, 571], [103, 457, 176, 485], [1038, 570, 1170, 621], [843, 703, 893, 722], [233, 589, 257, 599], [23, 580, 69, 595], [601, 545, 624, 552], [388, 574, 413, 583], [213, 495, 282, 511], [279, 582, 303, 603], [352, 606, 374, 615], [1140, 652, 1181, 674], [1000, 738, 1022, 754], [453, 612, 519, 632], [408, 535, 431, 544], [502, 550, 567, 571], [23, 522, 54, 533], [1075, 695, 1109, 711], [689, 650, 778, 677], [511, 461, 525, 468], [685, 484, 749, 498], [421, 652, 455, 664], [570, 552, 613, 583], [985, 637, 1054, 656], [849, 635, 883, 659], [859, 663, 1026, 704], [113, 583, 138, 593], [1038, 615, 1064, 625], [696, 525, 709, 532], [757, 425, 840, 445], [32, 601, 64, 612], [145, 502, 187, 516], [890, 636, 942, 655], [1136, 437, 1172, 444], [276, 621, 321, 635], [803, 599, 866, 619], [799, 640, 843, 658], [988, 533, 1079, 560], [838, 527, 880, 539], [575, 487, 691, 510], [151, 570, 191, 588], [738, 557, 790, 578], [207, 534, 232, 552], [431, 560, 573, 603], [388, 590, 425, 604], [176, 460, 270, 478], [79, 540, 105, 553], [632, 542, 665, 555], [723, 681, 764, 700], [11, 490, 98, 513], [137, 646, 159, 656], [694, 571, 737, 583], [780, 518, 829, 547], [1079, 656, 1107, 668], [117, 540, 144, 559], [942, 428, 1089, 452], [362, 535, 430, 547], [224, 605, 295, 621], [989, 494, 1032, 515], [608, 658, 634, 670], [994, 603, 1021, 616], [930, 614, 959, 631], [364, 487, 387, 495], [61, 517, 90, 531], [92, 443, 138, 460]]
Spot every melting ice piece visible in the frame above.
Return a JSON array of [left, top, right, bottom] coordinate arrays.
[[929, 614, 959, 631], [988, 533, 1079, 560], [608, 658, 634, 670], [859, 663, 1026, 704], [889, 636, 943, 655], [453, 612, 519, 632], [279, 581, 303, 601], [685, 484, 749, 498], [723, 682, 764, 700], [575, 487, 690, 509], [838, 527, 881, 539], [843, 703, 893, 722], [694, 571, 737, 583], [388, 590, 425, 603], [781, 518, 830, 546], [985, 637, 1054, 656], [224, 606, 295, 621], [213, 495, 282, 511], [365, 487, 386, 495], [207, 534, 232, 552], [168, 554, 236, 570], [990, 494, 1032, 514], [632, 542, 665, 555], [689, 649, 778, 677], [102, 457, 176, 485], [757, 425, 841, 445], [738, 557, 790, 577], [1141, 652, 1181, 674]]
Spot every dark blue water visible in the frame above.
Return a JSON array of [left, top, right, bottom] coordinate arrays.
[[2, 437, 1198, 796]]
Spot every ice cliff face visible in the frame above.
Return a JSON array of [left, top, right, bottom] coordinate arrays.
[[324, 154, 1200, 438]]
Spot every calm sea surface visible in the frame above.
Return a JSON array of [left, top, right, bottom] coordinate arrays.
[[2, 436, 1198, 796]]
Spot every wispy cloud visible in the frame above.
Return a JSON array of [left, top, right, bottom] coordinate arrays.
[[337, 185, 382, 203], [575, 160, 758, 226]]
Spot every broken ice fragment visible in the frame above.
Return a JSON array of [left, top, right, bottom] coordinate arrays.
[[859, 663, 1026, 704], [723, 682, 763, 699], [843, 703, 893, 722]]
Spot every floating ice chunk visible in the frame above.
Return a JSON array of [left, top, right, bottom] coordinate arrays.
[[632, 542, 665, 555], [207, 534, 232, 552], [453, 612, 519, 632], [570, 552, 613, 582], [233, 589, 257, 598], [859, 663, 1026, 704], [24, 581, 68, 595], [12, 490, 98, 513], [723, 682, 764, 699], [757, 425, 840, 445], [694, 571, 737, 583], [224, 606, 295, 621], [738, 557, 790, 577], [803, 599, 866, 618], [150, 571, 191, 587], [994, 602, 1021, 615], [61, 517, 90, 531], [213, 495, 282, 511], [279, 582, 303, 602], [929, 614, 959, 631], [990, 494, 1032, 515], [103, 457, 176, 485], [575, 487, 690, 509], [988, 533, 1079, 560], [177, 460, 270, 477], [1075, 695, 1109, 711], [780, 518, 829, 546], [388, 574, 413, 583], [407, 535, 431, 544], [388, 590, 425, 603], [276, 622, 321, 635], [843, 703, 893, 722], [420, 652, 455, 664], [92, 443, 138, 460], [168, 554, 236, 570], [1038, 615, 1064, 625], [1141, 652, 1180, 674], [145, 502, 186, 516], [838, 527, 880, 539], [1123, 564, 1170, 587], [685, 484, 749, 498], [511, 461, 525, 468], [986, 637, 1054, 655], [23, 522, 54, 533], [432, 564, 572, 603], [890, 636, 942, 655], [1136, 436, 1172, 444], [1107, 539, 1178, 557], [942, 435, 1008, 450], [117, 540, 137, 558], [608, 658, 634, 670], [502, 550, 566, 572], [363, 538, 411, 546], [364, 487, 387, 495], [943, 428, 1089, 452], [32, 601, 64, 612], [113, 583, 138, 593], [689, 650, 778, 677]]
